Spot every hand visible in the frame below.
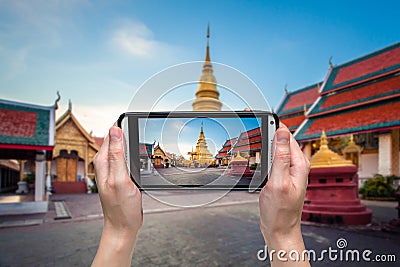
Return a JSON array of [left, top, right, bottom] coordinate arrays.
[[259, 123, 310, 266], [91, 125, 143, 267]]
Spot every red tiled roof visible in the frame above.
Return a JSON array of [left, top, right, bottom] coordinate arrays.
[[246, 127, 260, 137], [249, 143, 262, 150], [219, 138, 237, 149], [333, 46, 400, 85], [295, 100, 400, 141], [282, 87, 319, 112], [277, 83, 321, 115], [226, 138, 237, 146], [0, 109, 37, 137], [216, 151, 229, 158], [280, 114, 306, 131], [319, 75, 400, 112]]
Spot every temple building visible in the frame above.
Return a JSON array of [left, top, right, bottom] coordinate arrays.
[[192, 26, 222, 111], [153, 143, 171, 168], [50, 101, 99, 193], [0, 97, 57, 214], [188, 124, 214, 167], [277, 42, 400, 182], [231, 128, 262, 165], [215, 137, 237, 165], [216, 127, 262, 166]]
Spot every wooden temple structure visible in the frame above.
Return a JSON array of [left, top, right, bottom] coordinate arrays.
[[50, 101, 99, 193]]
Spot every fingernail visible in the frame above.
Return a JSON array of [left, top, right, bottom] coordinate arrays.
[[110, 127, 121, 141], [276, 130, 289, 144]]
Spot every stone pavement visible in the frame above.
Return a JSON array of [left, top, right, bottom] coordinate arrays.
[[0, 198, 399, 267], [0, 192, 399, 266]]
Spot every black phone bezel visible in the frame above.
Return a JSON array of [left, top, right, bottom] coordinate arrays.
[[117, 111, 279, 191]]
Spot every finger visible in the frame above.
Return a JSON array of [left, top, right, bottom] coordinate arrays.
[[271, 122, 288, 157], [93, 134, 110, 185], [268, 127, 291, 187], [108, 126, 128, 185], [289, 135, 309, 188]]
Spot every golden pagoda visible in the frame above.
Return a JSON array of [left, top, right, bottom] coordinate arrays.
[[310, 131, 354, 168], [188, 123, 214, 167], [192, 25, 222, 111]]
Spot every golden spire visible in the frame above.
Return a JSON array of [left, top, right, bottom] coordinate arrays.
[[205, 24, 210, 62], [310, 131, 354, 168], [192, 24, 222, 111]]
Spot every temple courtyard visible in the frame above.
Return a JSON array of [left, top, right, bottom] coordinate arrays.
[[0, 192, 399, 266], [140, 166, 260, 187]]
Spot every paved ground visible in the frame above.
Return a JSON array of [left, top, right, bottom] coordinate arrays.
[[141, 167, 258, 188], [0, 192, 399, 266]]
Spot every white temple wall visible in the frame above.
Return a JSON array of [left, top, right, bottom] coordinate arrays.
[[358, 153, 378, 186]]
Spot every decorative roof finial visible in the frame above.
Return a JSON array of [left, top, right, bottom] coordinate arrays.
[[321, 130, 328, 147], [329, 56, 333, 69], [68, 99, 72, 112], [54, 91, 61, 109], [284, 84, 289, 95]]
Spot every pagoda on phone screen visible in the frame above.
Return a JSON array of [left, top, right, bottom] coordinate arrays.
[[187, 123, 214, 167]]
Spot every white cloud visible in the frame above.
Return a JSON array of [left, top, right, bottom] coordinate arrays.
[[111, 20, 174, 59]]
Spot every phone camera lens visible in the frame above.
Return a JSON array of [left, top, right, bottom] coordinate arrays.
[[270, 121, 274, 125]]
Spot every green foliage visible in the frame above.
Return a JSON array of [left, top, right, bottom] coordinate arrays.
[[249, 163, 259, 170], [90, 178, 98, 193], [23, 172, 35, 184], [359, 174, 399, 198]]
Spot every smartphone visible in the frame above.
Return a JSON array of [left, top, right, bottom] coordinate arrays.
[[117, 111, 279, 191]]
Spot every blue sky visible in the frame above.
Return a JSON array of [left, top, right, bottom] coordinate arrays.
[[0, 0, 399, 135], [139, 117, 260, 158]]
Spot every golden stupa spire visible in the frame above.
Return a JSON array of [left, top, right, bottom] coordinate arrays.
[[205, 24, 210, 62], [192, 24, 222, 111], [310, 130, 354, 168]]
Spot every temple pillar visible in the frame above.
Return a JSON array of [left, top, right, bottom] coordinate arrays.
[[35, 152, 46, 201], [303, 142, 312, 160], [378, 130, 399, 176], [46, 161, 52, 194], [255, 152, 261, 164], [19, 160, 26, 181], [392, 129, 399, 176], [147, 157, 151, 172], [84, 144, 88, 178]]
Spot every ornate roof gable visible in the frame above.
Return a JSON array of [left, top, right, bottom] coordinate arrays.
[[277, 82, 321, 132], [322, 42, 400, 94]]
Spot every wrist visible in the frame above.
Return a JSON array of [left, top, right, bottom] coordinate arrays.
[[102, 223, 139, 247], [261, 223, 304, 251], [91, 224, 139, 267]]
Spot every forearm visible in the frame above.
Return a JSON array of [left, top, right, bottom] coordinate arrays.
[[91, 226, 138, 267], [262, 226, 310, 267]]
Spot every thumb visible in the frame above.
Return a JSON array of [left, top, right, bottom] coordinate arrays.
[[108, 126, 127, 179], [269, 128, 291, 185]]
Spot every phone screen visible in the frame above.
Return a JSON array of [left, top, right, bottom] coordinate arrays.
[[119, 111, 278, 190]]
